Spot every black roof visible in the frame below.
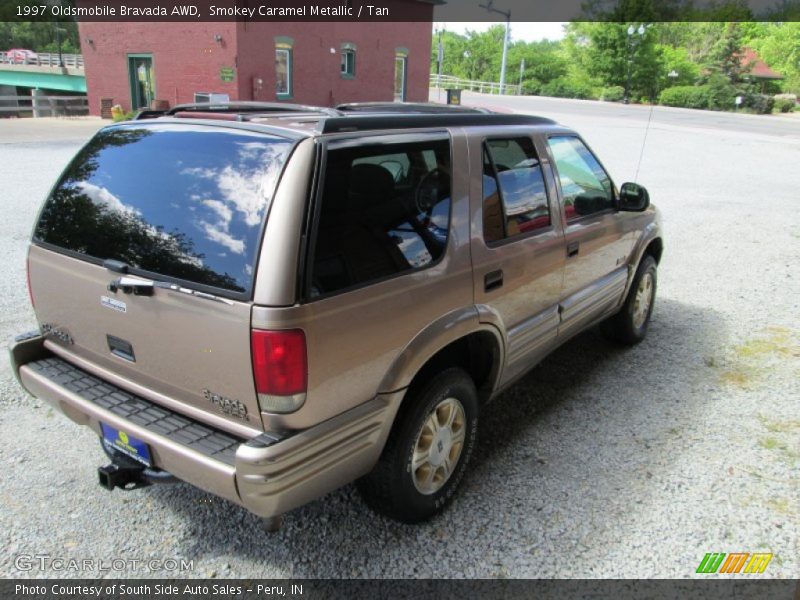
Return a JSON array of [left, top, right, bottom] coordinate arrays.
[[317, 113, 556, 134], [336, 102, 491, 114]]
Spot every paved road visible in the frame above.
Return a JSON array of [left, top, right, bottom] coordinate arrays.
[[0, 114, 798, 579], [433, 90, 800, 139]]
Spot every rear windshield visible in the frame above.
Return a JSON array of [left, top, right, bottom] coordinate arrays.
[[34, 123, 293, 295]]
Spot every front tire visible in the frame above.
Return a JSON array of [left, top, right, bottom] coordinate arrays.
[[602, 255, 657, 345], [357, 368, 478, 523]]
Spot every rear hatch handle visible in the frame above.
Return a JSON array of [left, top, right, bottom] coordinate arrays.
[[108, 276, 156, 296]]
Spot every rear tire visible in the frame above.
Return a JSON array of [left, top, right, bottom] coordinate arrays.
[[357, 368, 478, 523], [601, 255, 657, 345]]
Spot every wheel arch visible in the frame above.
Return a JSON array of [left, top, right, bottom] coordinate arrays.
[[378, 307, 505, 406]]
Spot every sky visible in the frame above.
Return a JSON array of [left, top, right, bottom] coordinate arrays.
[[434, 22, 567, 43]]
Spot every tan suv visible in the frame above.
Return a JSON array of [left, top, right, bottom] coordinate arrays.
[[10, 102, 663, 526]]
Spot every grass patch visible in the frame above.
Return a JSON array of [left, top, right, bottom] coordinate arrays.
[[758, 436, 800, 462], [758, 415, 800, 434], [717, 328, 799, 389], [734, 327, 799, 360], [767, 498, 797, 517]]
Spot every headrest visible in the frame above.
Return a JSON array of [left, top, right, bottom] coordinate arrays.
[[349, 163, 395, 203]]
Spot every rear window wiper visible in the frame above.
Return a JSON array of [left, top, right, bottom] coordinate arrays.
[[107, 276, 234, 305]]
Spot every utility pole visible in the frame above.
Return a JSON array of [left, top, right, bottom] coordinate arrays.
[[436, 26, 443, 102], [479, 1, 511, 95], [518, 58, 525, 95], [48, 0, 65, 67], [55, 26, 65, 68], [624, 23, 646, 104]]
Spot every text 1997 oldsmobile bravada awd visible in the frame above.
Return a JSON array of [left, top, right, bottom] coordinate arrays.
[[10, 102, 663, 527]]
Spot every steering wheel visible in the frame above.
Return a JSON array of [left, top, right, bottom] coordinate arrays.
[[415, 168, 448, 214]]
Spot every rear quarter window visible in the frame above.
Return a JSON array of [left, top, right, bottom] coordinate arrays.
[[34, 123, 293, 295]]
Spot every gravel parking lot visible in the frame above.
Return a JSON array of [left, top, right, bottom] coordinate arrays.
[[1, 107, 798, 579]]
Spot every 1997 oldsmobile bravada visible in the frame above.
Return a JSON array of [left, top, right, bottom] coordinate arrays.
[[10, 102, 663, 526]]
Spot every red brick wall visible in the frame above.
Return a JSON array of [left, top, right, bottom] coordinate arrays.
[[79, 22, 239, 115], [236, 21, 432, 106], [79, 14, 432, 116]]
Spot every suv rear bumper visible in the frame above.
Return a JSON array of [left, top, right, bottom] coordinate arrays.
[[10, 333, 403, 518]]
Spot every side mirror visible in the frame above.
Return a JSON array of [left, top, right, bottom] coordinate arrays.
[[618, 182, 650, 212]]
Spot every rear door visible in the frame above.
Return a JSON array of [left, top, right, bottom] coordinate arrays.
[[470, 131, 566, 385], [29, 122, 295, 434]]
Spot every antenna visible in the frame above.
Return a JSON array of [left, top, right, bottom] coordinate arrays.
[[634, 104, 655, 183]]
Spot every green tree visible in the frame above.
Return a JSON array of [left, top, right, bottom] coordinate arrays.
[[566, 22, 662, 102], [708, 22, 748, 85], [507, 40, 569, 94], [656, 44, 699, 86], [746, 23, 800, 93], [0, 21, 80, 53]]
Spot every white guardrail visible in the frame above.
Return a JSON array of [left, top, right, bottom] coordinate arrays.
[[430, 74, 520, 96], [0, 95, 89, 117], [1, 52, 84, 69]]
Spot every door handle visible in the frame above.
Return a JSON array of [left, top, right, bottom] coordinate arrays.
[[484, 269, 504, 292], [567, 241, 580, 258]]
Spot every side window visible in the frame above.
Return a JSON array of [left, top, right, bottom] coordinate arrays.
[[547, 136, 614, 220], [482, 137, 550, 243], [352, 153, 410, 183], [310, 139, 451, 297]]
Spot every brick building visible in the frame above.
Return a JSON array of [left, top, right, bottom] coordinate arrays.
[[78, 7, 434, 116]]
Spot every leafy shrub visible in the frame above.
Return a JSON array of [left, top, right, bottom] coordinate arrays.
[[600, 86, 625, 102], [658, 85, 712, 109], [741, 93, 774, 114], [705, 75, 735, 111], [540, 77, 594, 100], [773, 98, 794, 113], [773, 96, 796, 113], [521, 79, 543, 96]]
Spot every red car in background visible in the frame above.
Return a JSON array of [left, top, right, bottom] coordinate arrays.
[[4, 49, 38, 64]]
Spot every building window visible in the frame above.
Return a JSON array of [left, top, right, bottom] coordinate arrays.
[[341, 50, 355, 77], [394, 48, 408, 102], [340, 42, 356, 78], [275, 37, 294, 99]]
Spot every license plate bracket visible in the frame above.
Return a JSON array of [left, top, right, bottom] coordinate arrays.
[[101, 423, 152, 467]]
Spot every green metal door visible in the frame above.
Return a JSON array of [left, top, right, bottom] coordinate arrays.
[[128, 55, 155, 110]]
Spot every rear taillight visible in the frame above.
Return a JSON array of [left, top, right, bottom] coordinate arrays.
[[26, 254, 34, 308], [251, 329, 307, 413]]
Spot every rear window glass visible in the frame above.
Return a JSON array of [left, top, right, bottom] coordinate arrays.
[[34, 124, 293, 294]]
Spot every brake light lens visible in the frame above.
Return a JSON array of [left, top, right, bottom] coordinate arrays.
[[251, 329, 307, 413], [26, 254, 34, 308]]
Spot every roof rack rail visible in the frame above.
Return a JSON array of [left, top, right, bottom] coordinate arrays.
[[133, 109, 167, 120], [164, 101, 340, 117], [319, 113, 556, 134], [335, 102, 491, 115]]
